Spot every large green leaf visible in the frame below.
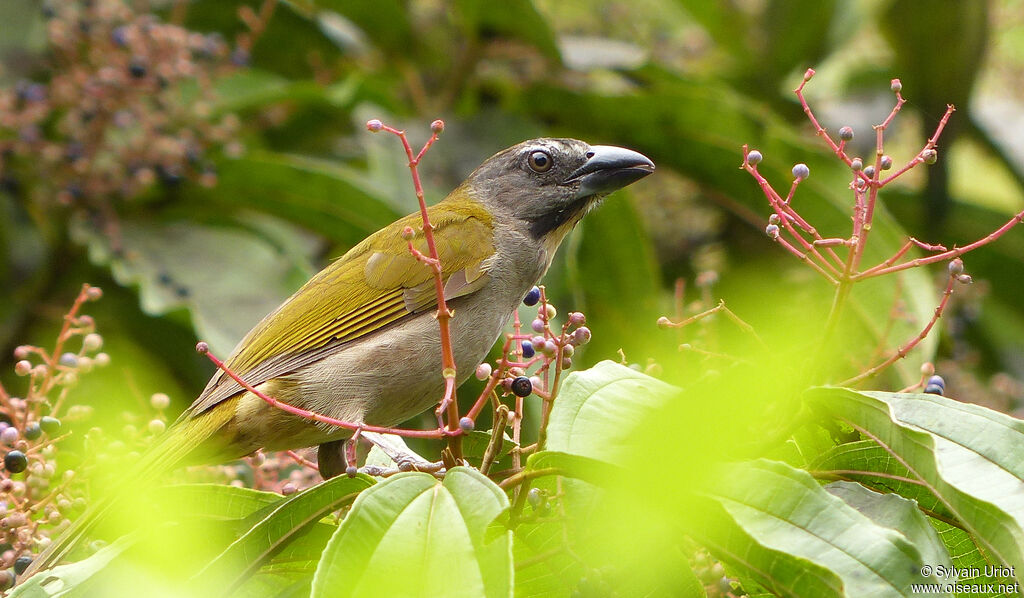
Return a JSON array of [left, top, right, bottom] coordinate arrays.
[[71, 214, 319, 356], [310, 467, 512, 598], [694, 459, 937, 597], [191, 475, 374, 594], [544, 360, 679, 465], [807, 387, 1024, 588]]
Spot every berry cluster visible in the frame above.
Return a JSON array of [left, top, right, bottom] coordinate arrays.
[[0, 0, 245, 235], [0, 285, 113, 587]]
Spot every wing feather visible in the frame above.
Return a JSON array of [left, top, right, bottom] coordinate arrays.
[[187, 199, 494, 416]]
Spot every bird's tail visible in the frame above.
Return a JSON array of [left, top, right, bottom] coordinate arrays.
[[21, 403, 235, 581]]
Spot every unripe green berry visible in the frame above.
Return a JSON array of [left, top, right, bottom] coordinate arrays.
[[39, 417, 60, 436], [922, 149, 937, 164]]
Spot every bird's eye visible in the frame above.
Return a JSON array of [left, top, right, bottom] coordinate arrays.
[[527, 150, 553, 173]]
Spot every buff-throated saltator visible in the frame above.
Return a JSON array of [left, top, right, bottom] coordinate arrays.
[[27, 138, 654, 576]]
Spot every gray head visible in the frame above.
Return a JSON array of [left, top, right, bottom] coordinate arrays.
[[458, 138, 654, 240]]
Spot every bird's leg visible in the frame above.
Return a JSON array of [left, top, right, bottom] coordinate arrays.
[[360, 431, 442, 473]]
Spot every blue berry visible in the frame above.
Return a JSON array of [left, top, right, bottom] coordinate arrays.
[[838, 126, 854, 141], [111, 26, 128, 47], [345, 465, 358, 478], [924, 384, 944, 396], [459, 417, 475, 433], [23, 424, 41, 441], [4, 451, 27, 474], [13, 556, 31, 575], [521, 341, 535, 359], [128, 58, 147, 78], [523, 286, 541, 306], [792, 163, 810, 180], [746, 150, 763, 166], [511, 376, 533, 397]]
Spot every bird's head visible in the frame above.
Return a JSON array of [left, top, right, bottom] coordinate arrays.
[[457, 138, 655, 243]]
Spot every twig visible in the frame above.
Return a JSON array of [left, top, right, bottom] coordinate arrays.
[[839, 274, 957, 386]]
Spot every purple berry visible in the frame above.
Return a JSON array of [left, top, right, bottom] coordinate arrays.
[[459, 417, 475, 433], [838, 126, 854, 141], [511, 376, 532, 397], [792, 163, 810, 180], [523, 286, 541, 306], [521, 341, 535, 359]]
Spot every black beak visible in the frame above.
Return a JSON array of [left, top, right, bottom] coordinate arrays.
[[563, 145, 655, 199]]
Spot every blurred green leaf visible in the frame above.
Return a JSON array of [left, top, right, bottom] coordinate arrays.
[[453, 0, 561, 61], [311, 467, 511, 598], [192, 474, 373, 594], [71, 214, 321, 356], [9, 536, 138, 598], [570, 191, 664, 365], [202, 151, 403, 247]]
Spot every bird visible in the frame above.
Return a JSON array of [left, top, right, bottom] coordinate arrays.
[[24, 137, 654, 577]]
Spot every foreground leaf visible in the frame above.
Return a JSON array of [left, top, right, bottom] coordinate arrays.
[[694, 459, 935, 597], [544, 360, 678, 465], [807, 387, 1024, 588], [311, 467, 511, 598]]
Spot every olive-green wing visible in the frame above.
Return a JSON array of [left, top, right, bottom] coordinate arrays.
[[187, 200, 495, 416]]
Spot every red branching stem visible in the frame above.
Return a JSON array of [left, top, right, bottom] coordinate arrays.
[[840, 275, 957, 386], [852, 92, 906, 274], [378, 122, 461, 446], [466, 335, 516, 421], [286, 450, 319, 471], [879, 105, 955, 187], [854, 209, 1024, 280], [202, 348, 449, 438], [775, 236, 838, 284]]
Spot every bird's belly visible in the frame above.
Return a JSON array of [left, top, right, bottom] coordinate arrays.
[[264, 286, 519, 448]]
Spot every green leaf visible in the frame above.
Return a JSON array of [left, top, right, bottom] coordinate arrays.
[[311, 467, 512, 598], [825, 481, 951, 581], [8, 536, 137, 598], [694, 459, 935, 597], [807, 387, 1024, 588], [570, 191, 664, 366], [199, 150, 402, 248], [453, 0, 560, 61], [811, 440, 953, 520], [544, 360, 679, 465], [192, 474, 374, 594], [71, 214, 319, 356], [525, 450, 622, 486], [154, 483, 283, 520]]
